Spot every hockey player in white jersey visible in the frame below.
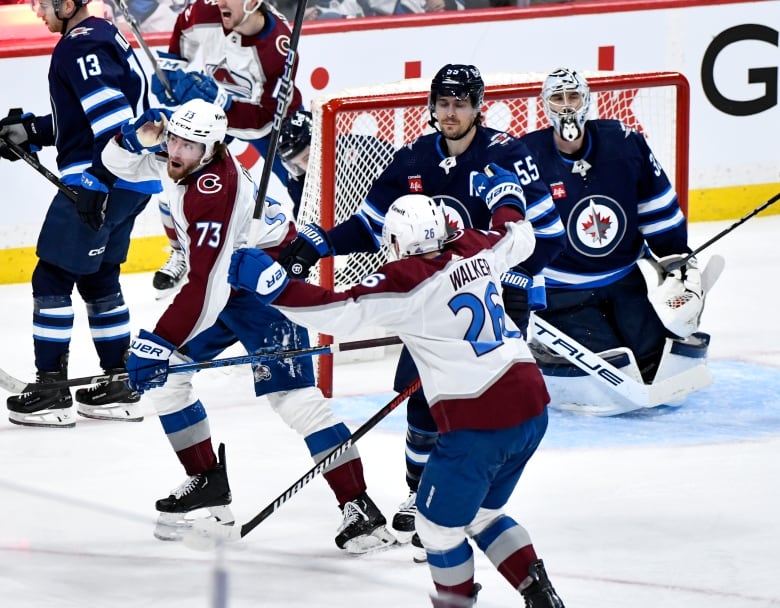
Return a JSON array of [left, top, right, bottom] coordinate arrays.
[[228, 182, 566, 607], [102, 99, 394, 552]]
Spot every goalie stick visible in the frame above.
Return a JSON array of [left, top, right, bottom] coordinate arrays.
[[0, 136, 77, 202], [182, 378, 422, 551], [0, 335, 402, 395]]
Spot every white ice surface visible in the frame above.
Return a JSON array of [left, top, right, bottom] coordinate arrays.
[[1, 215, 779, 607]]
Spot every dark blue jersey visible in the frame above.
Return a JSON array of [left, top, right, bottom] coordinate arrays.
[[328, 125, 565, 276], [519, 120, 689, 289], [38, 17, 153, 192]]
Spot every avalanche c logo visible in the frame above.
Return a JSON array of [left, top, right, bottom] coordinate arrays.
[[567, 195, 627, 258], [197, 173, 222, 195], [276, 35, 290, 56]]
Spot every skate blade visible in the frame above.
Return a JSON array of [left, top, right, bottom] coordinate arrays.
[[182, 518, 242, 551], [154, 285, 180, 301], [392, 528, 415, 544], [77, 403, 144, 422], [8, 408, 76, 428], [154, 505, 235, 542], [342, 526, 398, 555]]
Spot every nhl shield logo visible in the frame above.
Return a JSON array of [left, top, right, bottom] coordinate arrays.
[[566, 195, 627, 258]]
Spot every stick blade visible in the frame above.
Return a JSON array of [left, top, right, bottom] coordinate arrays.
[[181, 519, 242, 551]]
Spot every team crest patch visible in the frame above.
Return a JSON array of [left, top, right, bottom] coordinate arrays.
[[431, 195, 472, 229], [68, 27, 93, 38], [253, 364, 272, 382], [566, 195, 627, 258], [197, 173, 222, 194]]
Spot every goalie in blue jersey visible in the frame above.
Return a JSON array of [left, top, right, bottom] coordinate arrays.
[[0, 0, 155, 427]]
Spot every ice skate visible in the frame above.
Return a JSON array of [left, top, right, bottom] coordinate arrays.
[[153, 248, 187, 300], [391, 490, 417, 543], [7, 355, 74, 428], [335, 492, 397, 554], [430, 583, 481, 607], [76, 367, 143, 422], [154, 443, 234, 541], [411, 532, 427, 563], [521, 560, 565, 608]]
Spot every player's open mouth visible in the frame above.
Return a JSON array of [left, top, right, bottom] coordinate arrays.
[[221, 9, 231, 18]]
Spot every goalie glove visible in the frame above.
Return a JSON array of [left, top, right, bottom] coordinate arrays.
[[636, 254, 703, 339], [277, 223, 334, 280], [120, 108, 172, 154], [229, 248, 290, 305], [473, 162, 526, 215]]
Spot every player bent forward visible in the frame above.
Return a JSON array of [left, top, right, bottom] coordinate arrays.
[[228, 184, 565, 607], [103, 99, 394, 553]]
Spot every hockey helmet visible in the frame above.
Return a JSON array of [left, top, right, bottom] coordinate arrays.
[[382, 194, 448, 260], [541, 68, 592, 142], [428, 64, 485, 116], [279, 109, 312, 175], [165, 99, 228, 165]]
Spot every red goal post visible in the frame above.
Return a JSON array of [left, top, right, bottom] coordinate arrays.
[[297, 70, 690, 397]]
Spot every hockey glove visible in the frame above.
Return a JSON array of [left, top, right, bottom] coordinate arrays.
[[277, 223, 334, 280], [77, 168, 114, 231], [0, 108, 43, 160], [126, 329, 176, 393], [120, 108, 172, 154], [229, 248, 290, 305], [151, 52, 188, 106], [500, 267, 547, 337], [173, 72, 233, 111], [473, 163, 526, 215]]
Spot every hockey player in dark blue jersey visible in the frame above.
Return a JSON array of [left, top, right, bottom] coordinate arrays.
[[519, 68, 712, 416], [0, 0, 157, 427], [277, 64, 566, 557]]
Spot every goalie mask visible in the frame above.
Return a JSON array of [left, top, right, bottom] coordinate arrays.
[[279, 110, 312, 177], [165, 99, 228, 170], [542, 68, 592, 142], [636, 254, 704, 339], [428, 64, 485, 134], [383, 194, 448, 260]]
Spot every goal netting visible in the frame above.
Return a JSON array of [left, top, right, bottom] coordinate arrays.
[[297, 70, 690, 396]]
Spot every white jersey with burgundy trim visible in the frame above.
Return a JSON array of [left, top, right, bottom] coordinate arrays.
[[273, 212, 550, 433], [102, 138, 294, 346]]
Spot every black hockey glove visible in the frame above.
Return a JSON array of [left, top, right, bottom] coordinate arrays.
[[277, 223, 334, 280], [0, 108, 44, 161], [76, 167, 115, 232]]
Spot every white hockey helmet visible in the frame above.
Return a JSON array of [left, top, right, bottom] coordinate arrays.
[[165, 99, 228, 166], [541, 68, 592, 142], [382, 194, 448, 260]]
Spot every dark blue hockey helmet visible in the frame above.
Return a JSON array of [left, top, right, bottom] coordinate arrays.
[[279, 109, 312, 163], [428, 64, 485, 115]]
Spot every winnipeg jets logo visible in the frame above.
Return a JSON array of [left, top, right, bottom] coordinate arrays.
[[571, 159, 592, 177], [439, 156, 457, 175], [68, 27, 93, 38], [566, 195, 627, 257]]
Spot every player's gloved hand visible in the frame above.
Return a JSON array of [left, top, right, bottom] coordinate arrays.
[[77, 167, 114, 231], [500, 266, 546, 338], [126, 329, 176, 394], [0, 108, 43, 160], [151, 52, 188, 106], [120, 108, 172, 154], [277, 223, 334, 280], [173, 72, 232, 111], [473, 162, 526, 215], [228, 248, 290, 305]]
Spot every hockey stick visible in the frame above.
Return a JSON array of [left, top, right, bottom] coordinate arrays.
[[531, 316, 709, 407], [113, 0, 174, 98], [182, 378, 422, 551], [666, 192, 780, 272], [0, 335, 402, 394], [249, 0, 307, 242], [0, 136, 77, 202]]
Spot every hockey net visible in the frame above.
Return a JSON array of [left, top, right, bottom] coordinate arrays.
[[297, 71, 690, 396]]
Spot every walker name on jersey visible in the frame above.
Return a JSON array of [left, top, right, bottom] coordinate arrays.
[[449, 258, 491, 291]]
